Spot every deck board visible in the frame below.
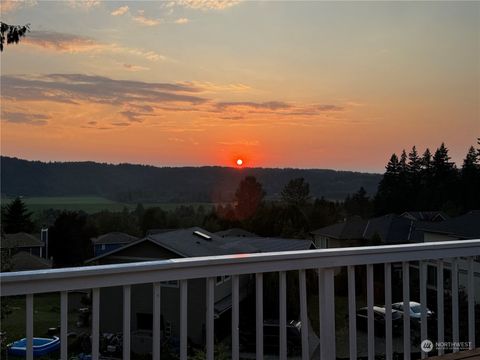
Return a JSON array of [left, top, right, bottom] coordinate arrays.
[[428, 348, 480, 360]]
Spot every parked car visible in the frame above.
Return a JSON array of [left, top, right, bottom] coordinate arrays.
[[240, 319, 302, 355], [392, 301, 434, 320], [356, 306, 402, 334]]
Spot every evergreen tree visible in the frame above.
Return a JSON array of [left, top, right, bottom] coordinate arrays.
[[280, 178, 311, 208], [374, 153, 402, 214], [234, 176, 265, 220], [1, 197, 34, 233], [49, 211, 95, 267], [431, 143, 458, 209], [344, 187, 373, 219], [407, 146, 422, 208], [461, 146, 480, 210]]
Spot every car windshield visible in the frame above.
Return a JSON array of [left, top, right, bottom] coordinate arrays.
[[410, 304, 422, 313]]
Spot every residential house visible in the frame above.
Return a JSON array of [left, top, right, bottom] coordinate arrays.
[[310, 214, 419, 249], [91, 232, 139, 257], [401, 211, 449, 222], [9, 251, 52, 271], [215, 228, 258, 238], [85, 227, 314, 350], [1, 232, 45, 257]]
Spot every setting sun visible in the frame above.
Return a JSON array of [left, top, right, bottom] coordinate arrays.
[[236, 159, 243, 167]]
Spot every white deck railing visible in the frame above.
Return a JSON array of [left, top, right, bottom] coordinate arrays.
[[1, 239, 480, 360]]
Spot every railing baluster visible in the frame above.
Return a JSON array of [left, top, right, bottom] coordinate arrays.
[[367, 264, 374, 360], [279, 271, 287, 360], [180, 280, 188, 360], [232, 275, 240, 360], [319, 268, 336, 360], [384, 263, 392, 360], [348, 265, 357, 360], [26, 294, 33, 360], [256, 273, 264, 360], [402, 261, 410, 360], [467, 257, 475, 350], [437, 260, 444, 356], [206, 277, 215, 360], [451, 258, 459, 352], [123, 285, 131, 360], [298, 269, 309, 360], [92, 288, 100, 360], [153, 283, 161, 360], [420, 261, 427, 359], [61, 291, 68, 360]]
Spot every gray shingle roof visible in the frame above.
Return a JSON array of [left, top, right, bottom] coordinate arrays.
[[1, 233, 43, 249], [215, 228, 258, 238], [92, 232, 139, 245], [226, 236, 314, 252], [416, 210, 480, 239], [401, 211, 449, 222], [10, 251, 52, 271]]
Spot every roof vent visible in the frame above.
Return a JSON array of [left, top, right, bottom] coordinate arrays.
[[193, 230, 211, 241]]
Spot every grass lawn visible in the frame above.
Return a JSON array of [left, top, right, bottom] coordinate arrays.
[[1, 196, 213, 214], [1, 293, 90, 360]]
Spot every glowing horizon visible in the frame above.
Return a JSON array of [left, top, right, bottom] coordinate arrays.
[[1, 1, 478, 173]]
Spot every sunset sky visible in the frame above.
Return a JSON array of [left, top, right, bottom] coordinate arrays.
[[1, 0, 478, 172]]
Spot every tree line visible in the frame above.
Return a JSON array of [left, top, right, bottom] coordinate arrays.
[[1, 141, 479, 267]]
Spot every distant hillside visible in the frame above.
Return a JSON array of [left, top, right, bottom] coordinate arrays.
[[0, 157, 381, 203]]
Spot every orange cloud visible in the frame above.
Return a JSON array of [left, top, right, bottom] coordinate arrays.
[[111, 5, 129, 16], [133, 10, 161, 26]]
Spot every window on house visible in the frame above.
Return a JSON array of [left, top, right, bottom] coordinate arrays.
[[161, 280, 179, 287], [101, 244, 106, 250]]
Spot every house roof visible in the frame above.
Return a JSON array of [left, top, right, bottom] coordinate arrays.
[[1, 233, 43, 249], [226, 236, 314, 252], [401, 211, 449, 222], [416, 210, 480, 239], [86, 227, 314, 263], [311, 214, 417, 244], [10, 251, 52, 271], [148, 227, 258, 257], [215, 228, 258, 238], [92, 232, 139, 245], [311, 216, 367, 240]]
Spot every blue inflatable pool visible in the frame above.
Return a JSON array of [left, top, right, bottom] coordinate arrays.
[[8, 336, 60, 357]]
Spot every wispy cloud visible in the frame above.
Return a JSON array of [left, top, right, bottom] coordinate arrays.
[[21, 31, 167, 61], [1, 74, 205, 107], [217, 101, 291, 111], [218, 140, 259, 146], [0, 0, 37, 14], [1, 111, 49, 125], [123, 63, 149, 72], [175, 17, 190, 24], [111, 5, 129, 16], [68, 0, 100, 10], [133, 10, 161, 26], [176, 0, 242, 10]]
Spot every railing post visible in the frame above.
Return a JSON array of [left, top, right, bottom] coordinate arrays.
[[232, 275, 240, 360], [367, 264, 374, 360], [384, 263, 392, 360], [279, 271, 287, 360], [298, 269, 309, 360], [123, 285, 131, 360], [402, 261, 410, 360], [180, 280, 188, 360], [319, 268, 336, 360], [467, 257, 475, 350], [26, 294, 33, 360], [206, 277, 215, 360], [152, 283, 161, 360], [419, 261, 427, 359], [451, 258, 459, 352], [256, 273, 264, 360], [60, 291, 68, 360], [92, 288, 100, 360], [437, 260, 444, 356]]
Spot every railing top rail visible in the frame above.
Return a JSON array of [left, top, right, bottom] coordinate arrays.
[[1, 239, 480, 296]]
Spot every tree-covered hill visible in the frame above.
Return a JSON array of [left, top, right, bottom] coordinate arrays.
[[0, 156, 381, 203]]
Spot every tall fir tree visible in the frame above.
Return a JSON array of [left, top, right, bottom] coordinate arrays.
[[1, 197, 34, 233], [461, 146, 480, 210]]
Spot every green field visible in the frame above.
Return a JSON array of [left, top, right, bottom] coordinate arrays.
[[1, 196, 214, 214]]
